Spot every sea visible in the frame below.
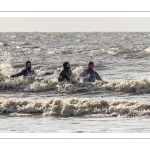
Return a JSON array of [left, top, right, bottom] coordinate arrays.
[[0, 32, 150, 132]]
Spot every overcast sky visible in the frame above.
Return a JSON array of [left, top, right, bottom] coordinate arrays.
[[0, 17, 150, 32]]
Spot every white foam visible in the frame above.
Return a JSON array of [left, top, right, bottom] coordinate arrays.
[[1, 64, 150, 95], [0, 98, 150, 117], [144, 47, 150, 53], [0, 49, 14, 79]]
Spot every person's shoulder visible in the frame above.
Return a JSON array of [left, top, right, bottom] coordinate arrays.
[[93, 70, 98, 74], [60, 70, 65, 74], [22, 69, 27, 73], [18, 69, 27, 75]]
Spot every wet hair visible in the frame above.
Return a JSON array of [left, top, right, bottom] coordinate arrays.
[[26, 61, 31, 66], [88, 61, 94, 66], [63, 61, 69, 67]]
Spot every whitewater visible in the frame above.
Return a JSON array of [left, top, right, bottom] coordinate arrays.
[[1, 32, 150, 132]]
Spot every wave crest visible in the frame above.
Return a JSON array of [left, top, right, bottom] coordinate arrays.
[[1, 98, 150, 117]]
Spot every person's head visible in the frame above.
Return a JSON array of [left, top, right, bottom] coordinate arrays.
[[63, 61, 70, 70], [26, 61, 31, 69], [88, 61, 94, 71]]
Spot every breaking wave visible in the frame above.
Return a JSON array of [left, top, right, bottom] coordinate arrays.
[[1, 75, 150, 94], [1, 48, 150, 94], [1, 98, 150, 117]]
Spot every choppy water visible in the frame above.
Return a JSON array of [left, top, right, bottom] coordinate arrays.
[[1, 32, 150, 132]]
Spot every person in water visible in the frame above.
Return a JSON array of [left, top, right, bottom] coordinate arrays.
[[58, 61, 72, 82], [79, 61, 102, 82], [10, 61, 34, 78]]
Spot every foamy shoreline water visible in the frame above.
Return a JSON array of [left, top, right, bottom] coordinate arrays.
[[0, 98, 150, 118]]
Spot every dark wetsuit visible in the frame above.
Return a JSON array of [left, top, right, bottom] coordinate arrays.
[[80, 69, 102, 82], [10, 68, 34, 77], [58, 70, 72, 82]]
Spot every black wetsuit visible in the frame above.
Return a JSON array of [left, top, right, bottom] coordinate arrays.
[[58, 69, 72, 82], [58, 62, 72, 82], [10, 68, 34, 77]]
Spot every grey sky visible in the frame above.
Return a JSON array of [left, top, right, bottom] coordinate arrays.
[[0, 17, 150, 32]]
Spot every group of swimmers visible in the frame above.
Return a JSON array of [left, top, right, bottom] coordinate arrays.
[[10, 61, 102, 82]]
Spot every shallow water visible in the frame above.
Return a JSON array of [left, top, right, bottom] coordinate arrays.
[[0, 117, 150, 133], [1, 32, 150, 132]]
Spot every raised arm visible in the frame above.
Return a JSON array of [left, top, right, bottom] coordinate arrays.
[[10, 69, 26, 78], [43, 72, 54, 76]]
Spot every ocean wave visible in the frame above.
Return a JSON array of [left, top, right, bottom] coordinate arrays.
[[1, 51, 150, 94], [1, 98, 150, 117], [57, 78, 150, 94], [1, 73, 150, 94], [19, 42, 40, 49]]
